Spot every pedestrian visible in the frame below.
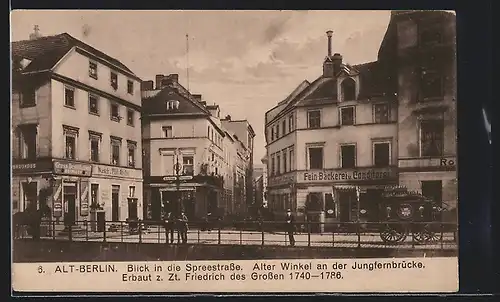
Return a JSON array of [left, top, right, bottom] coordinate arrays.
[[285, 209, 295, 246], [164, 212, 175, 244], [178, 211, 189, 244], [206, 212, 212, 232]]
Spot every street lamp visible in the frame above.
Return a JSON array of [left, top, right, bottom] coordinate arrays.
[[174, 149, 182, 217]]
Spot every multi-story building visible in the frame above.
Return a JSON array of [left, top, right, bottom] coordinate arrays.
[[141, 74, 254, 220], [11, 31, 143, 224], [265, 30, 399, 230], [378, 11, 457, 221]]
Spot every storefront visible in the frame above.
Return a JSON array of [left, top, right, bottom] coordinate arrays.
[[144, 175, 223, 221], [89, 164, 143, 222]]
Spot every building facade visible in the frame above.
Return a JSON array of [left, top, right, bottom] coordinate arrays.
[[265, 30, 398, 230], [12, 32, 143, 224], [378, 11, 457, 221], [141, 74, 253, 220]]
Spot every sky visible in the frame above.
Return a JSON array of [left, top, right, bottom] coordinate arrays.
[[11, 10, 392, 164]]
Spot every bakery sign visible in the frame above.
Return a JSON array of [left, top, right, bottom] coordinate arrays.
[[53, 160, 92, 177], [298, 167, 396, 184], [268, 173, 296, 187]]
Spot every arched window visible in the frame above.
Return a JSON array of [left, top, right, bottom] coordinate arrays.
[[341, 78, 356, 101]]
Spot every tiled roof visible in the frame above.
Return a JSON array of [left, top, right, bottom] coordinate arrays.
[[141, 84, 210, 116], [11, 33, 135, 75]]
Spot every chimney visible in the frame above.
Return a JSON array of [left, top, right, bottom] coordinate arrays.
[[192, 94, 202, 103], [141, 80, 154, 91], [332, 53, 343, 75], [29, 25, 42, 40], [155, 74, 164, 89], [224, 115, 232, 121], [326, 30, 333, 57], [168, 74, 179, 83], [200, 101, 206, 107]]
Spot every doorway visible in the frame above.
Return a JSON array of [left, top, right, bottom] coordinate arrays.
[[111, 185, 120, 221], [63, 182, 77, 225], [337, 190, 356, 222], [128, 198, 138, 220]]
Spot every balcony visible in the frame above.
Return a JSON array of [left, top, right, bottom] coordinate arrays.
[[398, 155, 456, 172]]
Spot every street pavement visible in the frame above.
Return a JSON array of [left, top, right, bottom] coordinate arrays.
[[40, 228, 457, 250]]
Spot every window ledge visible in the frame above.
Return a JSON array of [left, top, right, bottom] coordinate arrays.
[[64, 105, 76, 110], [89, 111, 100, 117], [127, 123, 135, 127], [89, 74, 98, 80], [110, 116, 121, 122], [19, 104, 36, 109]]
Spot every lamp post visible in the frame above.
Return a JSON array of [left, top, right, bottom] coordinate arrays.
[[174, 149, 182, 217]]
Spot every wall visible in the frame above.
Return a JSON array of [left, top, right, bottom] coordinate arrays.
[[54, 49, 142, 107], [11, 81, 53, 158], [51, 79, 142, 169]]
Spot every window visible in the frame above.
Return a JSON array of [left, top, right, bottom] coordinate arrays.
[[276, 154, 281, 175], [341, 78, 356, 101], [18, 124, 37, 159], [288, 115, 294, 132], [341, 144, 356, 168], [420, 27, 442, 46], [270, 128, 274, 141], [308, 147, 323, 169], [374, 103, 390, 123], [162, 126, 173, 138], [276, 124, 280, 139], [90, 184, 99, 206], [127, 109, 134, 126], [22, 182, 38, 210], [110, 103, 120, 121], [166, 100, 180, 110], [128, 186, 136, 198], [325, 193, 336, 218], [282, 120, 286, 136], [127, 141, 136, 167], [420, 69, 443, 99], [271, 156, 275, 176], [207, 126, 210, 138], [308, 110, 321, 129], [162, 153, 175, 175], [64, 86, 75, 107], [111, 137, 121, 165], [20, 87, 36, 107], [289, 148, 294, 171], [283, 150, 287, 172], [183, 156, 194, 175], [89, 131, 101, 162], [89, 61, 98, 79], [88, 93, 99, 114], [420, 120, 444, 157], [110, 71, 118, 90], [373, 141, 390, 167], [127, 80, 134, 95], [340, 106, 355, 126], [63, 125, 79, 160]]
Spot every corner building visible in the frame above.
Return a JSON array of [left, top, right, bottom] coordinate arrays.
[[11, 32, 143, 224], [378, 11, 457, 221], [265, 31, 399, 230]]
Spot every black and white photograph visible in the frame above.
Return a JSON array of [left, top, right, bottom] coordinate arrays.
[[11, 10, 458, 293]]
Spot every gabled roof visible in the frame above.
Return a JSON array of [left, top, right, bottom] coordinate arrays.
[[11, 33, 136, 75], [141, 84, 210, 116]]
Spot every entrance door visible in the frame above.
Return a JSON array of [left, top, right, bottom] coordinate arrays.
[[111, 185, 120, 221], [337, 191, 354, 222], [128, 198, 138, 220], [63, 183, 77, 225]]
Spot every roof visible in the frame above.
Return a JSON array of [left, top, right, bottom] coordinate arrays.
[[11, 33, 136, 75], [141, 83, 210, 116]]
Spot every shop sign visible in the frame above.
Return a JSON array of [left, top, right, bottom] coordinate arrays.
[[299, 167, 396, 184], [92, 164, 142, 179], [12, 159, 53, 174], [268, 174, 296, 187], [53, 160, 92, 177]]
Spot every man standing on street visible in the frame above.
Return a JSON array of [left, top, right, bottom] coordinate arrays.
[[164, 211, 175, 244], [285, 209, 295, 246], [178, 211, 189, 244]]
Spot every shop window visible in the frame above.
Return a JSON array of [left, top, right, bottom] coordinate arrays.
[[110, 137, 121, 165], [341, 144, 356, 168], [63, 125, 79, 160], [88, 93, 99, 115], [308, 147, 323, 169], [163, 126, 173, 138], [110, 102, 120, 122], [110, 71, 118, 90], [341, 78, 356, 101], [421, 180, 442, 206], [18, 124, 37, 159], [305, 193, 323, 212], [22, 182, 38, 210], [373, 103, 390, 123], [373, 141, 391, 167], [340, 106, 355, 125], [64, 86, 75, 108], [307, 110, 321, 129], [325, 193, 336, 218], [183, 156, 194, 175], [127, 109, 134, 126], [89, 132, 101, 162], [127, 140, 136, 168], [89, 61, 98, 79], [420, 120, 444, 157]]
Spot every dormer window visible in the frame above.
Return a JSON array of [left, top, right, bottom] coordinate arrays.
[[341, 78, 356, 101], [166, 100, 180, 111]]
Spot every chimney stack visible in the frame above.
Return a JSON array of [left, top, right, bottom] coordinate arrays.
[[168, 74, 179, 83], [332, 53, 343, 75], [155, 74, 164, 90], [326, 30, 333, 57], [192, 94, 202, 103], [29, 25, 42, 40], [141, 80, 154, 91]]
